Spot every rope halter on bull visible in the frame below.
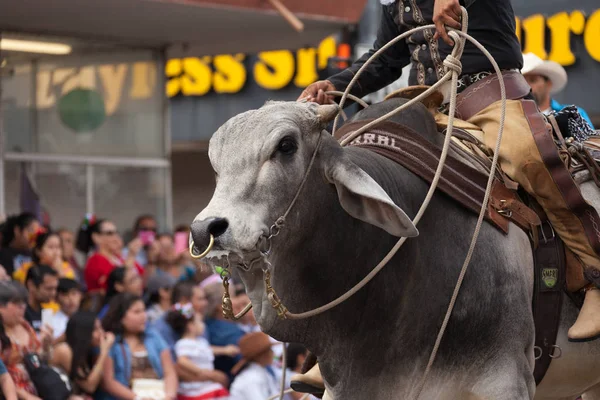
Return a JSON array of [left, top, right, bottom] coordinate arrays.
[[191, 6, 508, 399]]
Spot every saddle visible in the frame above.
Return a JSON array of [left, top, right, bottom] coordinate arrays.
[[334, 72, 600, 385]]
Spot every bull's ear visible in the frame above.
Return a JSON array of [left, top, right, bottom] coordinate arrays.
[[326, 159, 418, 237]]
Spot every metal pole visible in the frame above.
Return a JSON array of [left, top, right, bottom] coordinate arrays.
[[0, 31, 5, 218], [86, 164, 94, 215], [160, 49, 173, 231]]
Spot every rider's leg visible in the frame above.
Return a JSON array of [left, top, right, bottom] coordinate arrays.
[[466, 99, 600, 342], [290, 363, 325, 395]]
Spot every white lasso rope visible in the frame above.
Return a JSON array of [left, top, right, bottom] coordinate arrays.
[[271, 7, 507, 399], [280, 9, 471, 321]]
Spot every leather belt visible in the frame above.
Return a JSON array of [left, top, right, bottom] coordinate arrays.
[[455, 70, 532, 120]]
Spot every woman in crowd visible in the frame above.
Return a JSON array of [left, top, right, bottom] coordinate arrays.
[[13, 230, 76, 284], [57, 228, 85, 290], [0, 281, 52, 400], [0, 213, 40, 277], [97, 267, 143, 319], [50, 311, 115, 399], [79, 219, 143, 295], [99, 293, 177, 400], [166, 303, 229, 399]]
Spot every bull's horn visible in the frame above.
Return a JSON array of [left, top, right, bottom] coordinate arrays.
[[317, 104, 340, 123]]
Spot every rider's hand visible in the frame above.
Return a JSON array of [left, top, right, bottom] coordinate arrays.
[[298, 80, 336, 105], [433, 0, 462, 46]]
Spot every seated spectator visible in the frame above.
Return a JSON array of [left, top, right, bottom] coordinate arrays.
[[57, 228, 86, 290], [14, 230, 76, 284], [24, 265, 59, 333], [166, 304, 229, 399], [145, 272, 177, 324], [203, 281, 245, 379], [97, 267, 143, 320], [122, 215, 159, 269], [0, 281, 52, 399], [151, 281, 205, 349], [0, 213, 40, 277], [79, 219, 143, 295], [281, 344, 318, 400], [99, 293, 177, 400], [0, 325, 17, 400], [152, 282, 239, 379], [51, 279, 83, 340], [156, 235, 195, 282], [0, 266, 11, 282], [229, 332, 279, 400], [51, 311, 115, 399]]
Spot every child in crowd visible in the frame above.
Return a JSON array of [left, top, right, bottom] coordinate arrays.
[[166, 303, 229, 400], [51, 278, 83, 340], [229, 332, 279, 400]]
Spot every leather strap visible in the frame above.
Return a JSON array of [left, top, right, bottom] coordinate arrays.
[[532, 210, 566, 385], [523, 99, 600, 258], [455, 71, 531, 120], [337, 120, 540, 234]]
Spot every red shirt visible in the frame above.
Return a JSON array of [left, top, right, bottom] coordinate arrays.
[[84, 253, 143, 292]]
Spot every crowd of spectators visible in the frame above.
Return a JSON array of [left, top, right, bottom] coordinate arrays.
[[0, 211, 313, 400]]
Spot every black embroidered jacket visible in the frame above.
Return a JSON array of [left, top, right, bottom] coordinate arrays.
[[328, 0, 523, 98]]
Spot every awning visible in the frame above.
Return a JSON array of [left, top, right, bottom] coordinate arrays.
[[0, 0, 368, 56]]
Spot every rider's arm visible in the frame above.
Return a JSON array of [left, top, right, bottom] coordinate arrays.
[[328, 5, 411, 99]]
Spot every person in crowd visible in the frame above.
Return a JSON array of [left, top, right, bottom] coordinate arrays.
[[152, 281, 239, 382], [80, 219, 143, 295], [51, 278, 83, 340], [280, 344, 317, 400], [0, 323, 18, 400], [99, 293, 177, 400], [145, 272, 177, 324], [0, 281, 52, 399], [57, 228, 85, 289], [0, 213, 40, 276], [51, 311, 115, 399], [522, 52, 594, 128], [122, 215, 160, 269], [0, 356, 17, 400], [166, 303, 229, 399], [97, 267, 144, 319], [203, 281, 245, 379], [229, 332, 279, 400], [14, 230, 76, 284], [24, 265, 58, 333], [232, 285, 259, 334], [0, 266, 11, 282], [151, 281, 206, 349], [156, 237, 195, 283]]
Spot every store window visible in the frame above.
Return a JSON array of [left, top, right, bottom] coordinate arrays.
[[1, 33, 171, 230]]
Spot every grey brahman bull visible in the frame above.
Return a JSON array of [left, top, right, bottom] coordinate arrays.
[[191, 98, 600, 399]]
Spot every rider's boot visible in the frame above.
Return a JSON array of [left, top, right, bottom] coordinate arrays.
[[290, 363, 325, 395], [568, 285, 600, 342]]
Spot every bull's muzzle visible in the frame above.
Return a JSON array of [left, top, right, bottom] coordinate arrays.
[[190, 217, 229, 256]]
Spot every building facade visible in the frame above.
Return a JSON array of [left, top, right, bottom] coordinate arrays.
[[168, 0, 600, 227], [0, 0, 362, 232]]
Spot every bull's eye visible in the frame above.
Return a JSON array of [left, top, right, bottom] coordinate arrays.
[[277, 137, 297, 155]]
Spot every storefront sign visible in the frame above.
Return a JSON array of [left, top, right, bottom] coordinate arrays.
[[517, 9, 600, 65], [31, 8, 600, 106], [165, 36, 337, 97]]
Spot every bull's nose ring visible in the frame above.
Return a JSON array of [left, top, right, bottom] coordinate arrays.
[[189, 234, 214, 259]]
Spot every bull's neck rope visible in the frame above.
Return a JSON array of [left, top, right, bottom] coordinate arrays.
[[211, 7, 508, 398]]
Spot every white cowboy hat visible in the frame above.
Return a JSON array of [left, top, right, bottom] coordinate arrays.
[[521, 53, 568, 94]]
